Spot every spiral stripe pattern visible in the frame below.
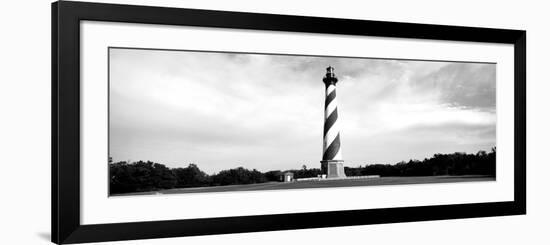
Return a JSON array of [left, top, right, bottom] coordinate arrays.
[[322, 83, 343, 161]]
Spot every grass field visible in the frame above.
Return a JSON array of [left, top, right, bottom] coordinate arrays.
[[112, 175, 495, 196]]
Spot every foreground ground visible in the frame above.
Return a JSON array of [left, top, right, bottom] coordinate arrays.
[[113, 175, 495, 196]]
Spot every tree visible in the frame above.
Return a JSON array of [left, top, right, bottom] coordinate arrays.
[[264, 170, 283, 182], [173, 164, 210, 187], [211, 167, 267, 186], [109, 160, 176, 194], [346, 150, 496, 177]]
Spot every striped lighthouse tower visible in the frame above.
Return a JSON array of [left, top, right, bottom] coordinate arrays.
[[321, 66, 346, 178]]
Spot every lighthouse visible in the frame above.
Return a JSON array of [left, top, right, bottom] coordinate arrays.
[[321, 66, 346, 178]]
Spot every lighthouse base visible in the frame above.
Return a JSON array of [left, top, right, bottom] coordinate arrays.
[[321, 160, 347, 178]]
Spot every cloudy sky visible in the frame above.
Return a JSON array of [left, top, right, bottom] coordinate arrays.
[[109, 48, 496, 174]]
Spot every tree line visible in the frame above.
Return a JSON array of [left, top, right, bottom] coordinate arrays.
[[344, 148, 496, 177], [109, 148, 495, 194]]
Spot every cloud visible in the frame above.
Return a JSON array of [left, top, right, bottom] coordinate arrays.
[[410, 63, 496, 110]]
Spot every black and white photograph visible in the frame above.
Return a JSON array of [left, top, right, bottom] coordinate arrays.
[[108, 48, 497, 196]]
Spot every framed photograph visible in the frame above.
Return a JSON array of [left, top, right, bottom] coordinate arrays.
[[52, 1, 526, 244]]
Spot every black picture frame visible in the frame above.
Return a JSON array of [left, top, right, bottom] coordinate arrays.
[[52, 1, 526, 244]]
